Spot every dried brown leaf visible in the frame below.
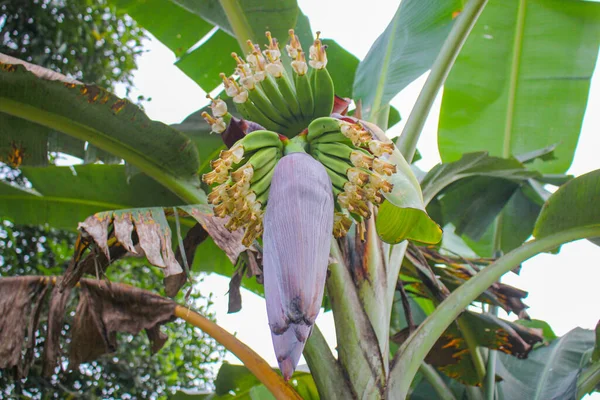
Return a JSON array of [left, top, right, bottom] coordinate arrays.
[[132, 210, 166, 268], [70, 279, 176, 368], [43, 279, 72, 377], [114, 212, 137, 253], [0, 276, 50, 377], [78, 212, 112, 260], [228, 266, 244, 314], [187, 208, 248, 264]]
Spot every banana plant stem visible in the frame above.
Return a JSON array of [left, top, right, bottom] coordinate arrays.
[[386, 225, 600, 399], [397, 0, 488, 163], [419, 363, 457, 400], [174, 306, 302, 400], [219, 0, 256, 52]]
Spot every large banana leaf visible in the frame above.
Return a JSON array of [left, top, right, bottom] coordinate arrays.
[[353, 0, 461, 122], [438, 0, 600, 174], [496, 327, 596, 400], [534, 169, 600, 246], [0, 165, 182, 230], [0, 55, 205, 204]]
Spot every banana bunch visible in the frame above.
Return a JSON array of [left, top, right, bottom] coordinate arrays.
[[201, 30, 335, 138], [203, 130, 283, 246], [306, 117, 397, 237]]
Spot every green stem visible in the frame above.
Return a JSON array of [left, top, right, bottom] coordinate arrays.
[[386, 225, 600, 399], [419, 363, 457, 400], [485, 329, 498, 400], [577, 361, 600, 399], [456, 316, 487, 381], [0, 98, 206, 205], [303, 325, 356, 400], [219, 0, 256, 52], [327, 240, 386, 398], [397, 0, 488, 163]]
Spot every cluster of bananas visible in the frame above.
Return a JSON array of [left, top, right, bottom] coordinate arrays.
[[203, 130, 283, 246], [306, 117, 397, 237], [201, 29, 334, 137], [202, 29, 398, 245]]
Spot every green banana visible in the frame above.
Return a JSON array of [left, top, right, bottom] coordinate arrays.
[[295, 73, 314, 120], [320, 161, 350, 192], [250, 163, 276, 195], [247, 86, 289, 127], [312, 142, 354, 161], [312, 149, 353, 179], [307, 117, 342, 142], [259, 76, 295, 121], [311, 67, 335, 118], [235, 101, 286, 133], [311, 131, 354, 147], [275, 73, 302, 119], [255, 187, 270, 206], [238, 130, 283, 153], [247, 146, 280, 171], [251, 155, 278, 183]]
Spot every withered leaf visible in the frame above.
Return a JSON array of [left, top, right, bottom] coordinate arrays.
[[184, 205, 248, 265], [0, 276, 50, 378], [70, 279, 176, 368], [43, 279, 72, 377], [114, 211, 137, 253], [78, 212, 112, 260], [227, 265, 245, 314], [391, 311, 543, 386]]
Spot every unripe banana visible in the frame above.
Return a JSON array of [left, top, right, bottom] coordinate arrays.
[[238, 130, 283, 153], [310, 131, 354, 147], [235, 101, 286, 133], [250, 162, 276, 197], [247, 86, 289, 127], [295, 73, 314, 120], [247, 146, 280, 170], [311, 68, 335, 118], [311, 149, 353, 177], [259, 76, 295, 121], [312, 142, 354, 161], [321, 164, 350, 192], [275, 73, 302, 119], [251, 155, 278, 184], [307, 117, 342, 142]]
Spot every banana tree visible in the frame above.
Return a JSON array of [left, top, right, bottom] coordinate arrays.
[[1, 0, 600, 399]]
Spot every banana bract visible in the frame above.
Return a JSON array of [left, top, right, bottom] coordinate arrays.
[[263, 153, 333, 380]]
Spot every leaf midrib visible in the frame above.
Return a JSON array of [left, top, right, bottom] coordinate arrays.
[[502, 0, 527, 158], [369, 12, 400, 118]]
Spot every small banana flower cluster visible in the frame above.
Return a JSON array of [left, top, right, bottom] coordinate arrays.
[[202, 30, 335, 138], [306, 117, 397, 237], [202, 130, 283, 246]]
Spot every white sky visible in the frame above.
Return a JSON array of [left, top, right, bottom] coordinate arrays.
[[115, 0, 600, 395]]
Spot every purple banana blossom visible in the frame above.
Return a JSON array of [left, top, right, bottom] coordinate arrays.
[[263, 152, 334, 380]]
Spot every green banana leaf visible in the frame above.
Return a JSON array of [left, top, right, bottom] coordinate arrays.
[[172, 363, 318, 399], [534, 169, 600, 245], [420, 152, 540, 205], [496, 327, 596, 400], [0, 56, 205, 204], [353, 0, 461, 122], [438, 0, 600, 174], [0, 165, 183, 230]]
